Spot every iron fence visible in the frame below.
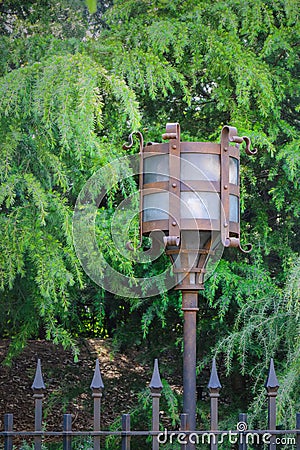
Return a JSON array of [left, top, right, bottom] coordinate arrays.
[[1, 358, 299, 449]]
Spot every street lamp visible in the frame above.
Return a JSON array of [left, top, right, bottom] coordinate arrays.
[[125, 122, 256, 442]]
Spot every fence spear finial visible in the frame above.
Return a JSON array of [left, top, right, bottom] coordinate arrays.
[[31, 359, 46, 392], [150, 359, 163, 450], [208, 358, 222, 392], [265, 358, 279, 392], [149, 358, 163, 393], [90, 359, 104, 392]]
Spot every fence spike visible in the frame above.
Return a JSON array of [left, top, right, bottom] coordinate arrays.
[[31, 359, 46, 392], [208, 358, 221, 449], [149, 358, 163, 392], [265, 358, 279, 391], [208, 358, 222, 391], [90, 359, 104, 391], [265, 359, 278, 450], [150, 359, 162, 450], [91, 360, 104, 450], [32, 359, 45, 450]]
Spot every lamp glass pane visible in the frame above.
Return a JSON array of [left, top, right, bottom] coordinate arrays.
[[144, 154, 169, 184], [229, 157, 239, 185], [181, 154, 220, 181], [229, 194, 239, 222], [180, 192, 220, 220], [143, 192, 169, 222]]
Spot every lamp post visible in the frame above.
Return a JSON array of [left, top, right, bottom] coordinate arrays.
[[127, 122, 255, 445]]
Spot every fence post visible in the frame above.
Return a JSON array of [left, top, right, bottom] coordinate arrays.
[[265, 358, 279, 450], [238, 413, 247, 450], [90, 359, 104, 450], [149, 359, 163, 450], [208, 358, 221, 450], [180, 413, 188, 450], [296, 413, 300, 450], [122, 414, 131, 450], [31, 359, 46, 450], [4, 413, 13, 450], [63, 414, 72, 450]]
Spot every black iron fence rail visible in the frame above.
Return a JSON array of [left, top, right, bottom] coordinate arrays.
[[1, 358, 300, 450], [1, 428, 300, 436]]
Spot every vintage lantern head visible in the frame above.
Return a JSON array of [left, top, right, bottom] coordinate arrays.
[[125, 123, 256, 290]]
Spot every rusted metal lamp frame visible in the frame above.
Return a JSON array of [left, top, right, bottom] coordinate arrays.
[[124, 122, 255, 443]]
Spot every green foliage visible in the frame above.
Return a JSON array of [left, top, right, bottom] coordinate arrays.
[[85, 0, 97, 15], [0, 0, 299, 432], [200, 257, 300, 427], [0, 0, 141, 362]]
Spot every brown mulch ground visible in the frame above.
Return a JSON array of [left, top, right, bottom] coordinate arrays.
[[0, 339, 161, 434]]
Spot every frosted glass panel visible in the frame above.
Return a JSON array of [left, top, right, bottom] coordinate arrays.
[[229, 157, 239, 185], [181, 154, 220, 181], [180, 192, 220, 220], [143, 193, 169, 222], [144, 154, 169, 184], [229, 194, 239, 222]]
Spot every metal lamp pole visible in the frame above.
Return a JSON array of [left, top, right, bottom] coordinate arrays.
[[182, 290, 198, 434], [125, 121, 256, 450]]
